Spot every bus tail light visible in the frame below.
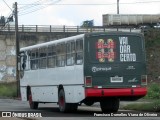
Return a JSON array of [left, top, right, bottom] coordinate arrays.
[[85, 76, 92, 87], [141, 75, 147, 86]]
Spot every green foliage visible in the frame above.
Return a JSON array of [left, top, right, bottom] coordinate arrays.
[[0, 82, 17, 98], [123, 100, 160, 112], [145, 29, 160, 48], [123, 82, 160, 112], [145, 83, 160, 99], [144, 29, 160, 81]]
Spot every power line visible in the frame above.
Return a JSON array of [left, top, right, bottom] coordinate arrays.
[[2, 0, 13, 12], [17, 0, 160, 16], [18, 0, 160, 6], [19, 0, 62, 12], [122, 0, 160, 4], [19, 0, 61, 15], [19, 0, 44, 10], [19, 0, 62, 16], [19, 6, 49, 16]]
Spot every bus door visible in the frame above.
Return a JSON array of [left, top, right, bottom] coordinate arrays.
[[84, 33, 147, 88]]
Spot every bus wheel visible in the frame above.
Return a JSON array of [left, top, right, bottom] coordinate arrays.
[[58, 89, 78, 112], [100, 98, 119, 112], [28, 91, 38, 109]]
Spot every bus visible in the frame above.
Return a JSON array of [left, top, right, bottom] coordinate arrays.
[[19, 32, 147, 112]]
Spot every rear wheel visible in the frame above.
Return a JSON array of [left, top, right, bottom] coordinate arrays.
[[58, 89, 78, 112], [100, 98, 119, 112], [28, 89, 38, 109]]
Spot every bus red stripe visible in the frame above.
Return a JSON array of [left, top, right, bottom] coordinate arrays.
[[85, 88, 147, 97]]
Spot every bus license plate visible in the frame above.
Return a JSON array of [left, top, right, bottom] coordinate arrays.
[[110, 76, 123, 83]]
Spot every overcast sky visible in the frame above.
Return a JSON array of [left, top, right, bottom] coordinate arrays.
[[0, 0, 160, 26]]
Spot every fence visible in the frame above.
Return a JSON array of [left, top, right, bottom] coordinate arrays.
[[0, 25, 142, 33]]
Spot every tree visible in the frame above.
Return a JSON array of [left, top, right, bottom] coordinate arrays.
[[0, 16, 5, 26]]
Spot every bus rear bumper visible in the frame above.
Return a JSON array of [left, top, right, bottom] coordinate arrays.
[[85, 87, 147, 97]]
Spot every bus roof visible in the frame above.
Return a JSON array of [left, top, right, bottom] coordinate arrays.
[[20, 32, 143, 52], [20, 34, 85, 51], [85, 31, 143, 37]]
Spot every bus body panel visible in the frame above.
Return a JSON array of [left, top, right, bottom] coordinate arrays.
[[84, 32, 147, 99], [20, 34, 85, 103], [20, 87, 27, 101], [20, 64, 85, 102], [31, 86, 58, 102], [20, 85, 85, 103], [21, 66, 84, 86], [85, 63, 145, 88], [63, 86, 85, 103]]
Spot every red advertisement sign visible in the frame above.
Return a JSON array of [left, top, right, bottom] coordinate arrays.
[[96, 39, 116, 62]]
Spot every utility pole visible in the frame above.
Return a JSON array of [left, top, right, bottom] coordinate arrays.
[[117, 0, 119, 14], [13, 2, 20, 98]]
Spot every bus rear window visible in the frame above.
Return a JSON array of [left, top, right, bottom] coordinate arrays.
[[88, 35, 143, 63]]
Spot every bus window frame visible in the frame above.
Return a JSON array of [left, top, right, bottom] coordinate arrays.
[[39, 47, 47, 69], [76, 39, 83, 65], [47, 45, 57, 68], [66, 40, 75, 66], [56, 43, 66, 67], [27, 51, 31, 70], [30, 49, 39, 70]]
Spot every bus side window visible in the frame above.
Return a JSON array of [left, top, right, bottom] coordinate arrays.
[[48, 45, 56, 68], [27, 51, 31, 70], [76, 39, 83, 64], [66, 41, 75, 66], [39, 47, 47, 69], [56, 43, 65, 67], [30, 49, 39, 70]]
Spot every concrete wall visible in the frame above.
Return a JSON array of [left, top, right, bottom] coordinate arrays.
[[0, 32, 80, 82], [0, 34, 16, 82]]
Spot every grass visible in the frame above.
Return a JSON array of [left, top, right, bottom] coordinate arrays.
[[122, 83, 160, 112], [0, 82, 17, 98], [123, 100, 160, 112]]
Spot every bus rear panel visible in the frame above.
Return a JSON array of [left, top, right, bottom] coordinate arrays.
[[84, 32, 147, 101]]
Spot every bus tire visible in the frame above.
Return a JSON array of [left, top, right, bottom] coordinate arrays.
[[100, 98, 119, 112], [58, 89, 78, 112], [28, 90, 38, 109]]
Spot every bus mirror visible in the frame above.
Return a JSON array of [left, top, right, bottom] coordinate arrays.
[[22, 63, 26, 70], [22, 54, 27, 70], [23, 54, 27, 62]]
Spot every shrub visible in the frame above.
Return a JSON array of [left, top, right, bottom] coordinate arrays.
[[145, 83, 160, 99], [0, 82, 17, 98], [123, 100, 160, 112]]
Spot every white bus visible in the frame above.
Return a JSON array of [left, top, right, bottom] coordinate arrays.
[[19, 32, 147, 112]]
